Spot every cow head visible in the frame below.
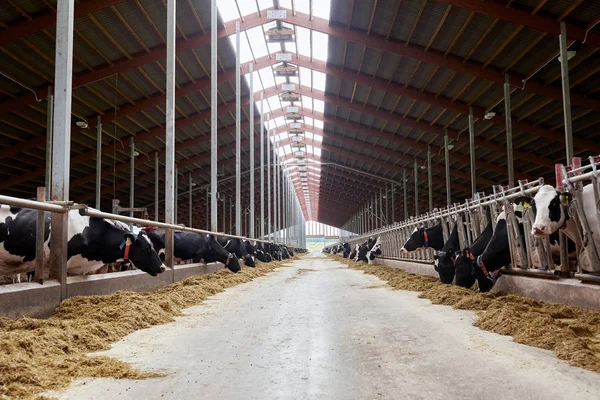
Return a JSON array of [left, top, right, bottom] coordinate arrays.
[[531, 185, 571, 237], [433, 249, 455, 284], [125, 231, 166, 276], [401, 227, 426, 253], [453, 249, 476, 288], [366, 237, 382, 263], [208, 235, 241, 273], [355, 242, 370, 262], [144, 228, 166, 262]]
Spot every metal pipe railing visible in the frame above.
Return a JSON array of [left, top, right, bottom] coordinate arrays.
[[0, 195, 70, 213]]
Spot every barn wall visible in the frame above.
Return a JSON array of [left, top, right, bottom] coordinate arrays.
[[375, 258, 600, 310], [0, 263, 224, 319]]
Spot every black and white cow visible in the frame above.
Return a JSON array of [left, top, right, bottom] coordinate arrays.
[[400, 223, 444, 254], [433, 223, 461, 284], [453, 220, 493, 288], [246, 240, 272, 263], [144, 229, 241, 273], [355, 237, 377, 263], [0, 206, 165, 278], [217, 237, 256, 267], [366, 237, 382, 264], [531, 184, 600, 256]]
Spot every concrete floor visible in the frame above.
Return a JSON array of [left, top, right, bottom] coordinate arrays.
[[50, 253, 600, 400]]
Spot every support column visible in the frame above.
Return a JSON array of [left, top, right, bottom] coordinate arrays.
[[235, 21, 241, 236], [414, 160, 419, 216], [205, 187, 209, 230], [249, 63, 255, 238], [210, 0, 218, 231], [469, 107, 476, 196], [444, 130, 451, 206], [50, 0, 75, 300], [385, 184, 389, 226], [427, 145, 433, 212], [504, 74, 514, 187], [391, 184, 395, 223], [188, 173, 193, 228], [95, 115, 101, 209], [222, 196, 226, 232], [45, 86, 53, 201], [154, 153, 159, 220], [164, 0, 176, 274], [129, 136, 135, 222], [560, 21, 574, 162], [260, 93, 265, 238], [403, 169, 408, 220], [267, 119, 271, 239], [174, 167, 178, 225]]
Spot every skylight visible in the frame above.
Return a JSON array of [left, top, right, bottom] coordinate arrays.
[[216, 0, 331, 219]]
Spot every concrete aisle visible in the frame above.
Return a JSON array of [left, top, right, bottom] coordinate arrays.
[[51, 254, 600, 400]]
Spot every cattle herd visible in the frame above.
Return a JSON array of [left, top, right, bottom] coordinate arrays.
[[325, 182, 600, 293], [0, 205, 306, 284]]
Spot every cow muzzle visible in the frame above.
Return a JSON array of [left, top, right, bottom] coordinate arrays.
[[400, 247, 408, 254], [159, 265, 167, 273], [531, 225, 547, 236]]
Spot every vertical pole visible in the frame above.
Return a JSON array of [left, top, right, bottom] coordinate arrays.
[[129, 136, 135, 223], [504, 74, 514, 187], [249, 63, 255, 238], [444, 130, 451, 206], [155, 152, 159, 220], [267, 119, 271, 239], [379, 188, 384, 227], [391, 184, 395, 223], [205, 187, 209, 230], [235, 21, 241, 236], [174, 167, 178, 225], [35, 187, 46, 284], [210, 0, 218, 232], [274, 143, 279, 241], [165, 0, 176, 274], [222, 196, 226, 232], [45, 86, 53, 201], [95, 115, 101, 209], [188, 173, 193, 228], [414, 160, 419, 216], [50, 0, 75, 300], [229, 196, 233, 234], [260, 94, 265, 238], [560, 22, 574, 162], [469, 106, 476, 196], [403, 168, 408, 220], [385, 184, 389, 226], [559, 21, 574, 277], [427, 146, 433, 212]]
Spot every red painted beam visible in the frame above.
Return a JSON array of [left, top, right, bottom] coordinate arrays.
[[434, 0, 600, 48]]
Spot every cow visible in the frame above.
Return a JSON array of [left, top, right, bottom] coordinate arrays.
[[453, 220, 493, 288], [217, 237, 256, 267], [366, 237, 382, 264], [144, 229, 241, 273], [531, 184, 600, 255], [349, 245, 358, 260], [266, 242, 283, 260], [355, 237, 377, 263], [246, 240, 272, 263], [0, 206, 166, 279], [433, 223, 461, 284], [400, 223, 444, 254]]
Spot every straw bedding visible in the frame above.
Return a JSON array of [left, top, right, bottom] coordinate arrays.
[[0, 259, 293, 399], [331, 254, 600, 374]]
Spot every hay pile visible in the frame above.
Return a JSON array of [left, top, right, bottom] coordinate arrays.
[[331, 254, 600, 374], [0, 259, 294, 399]]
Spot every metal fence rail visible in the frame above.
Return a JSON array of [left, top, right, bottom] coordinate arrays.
[[338, 156, 600, 284]]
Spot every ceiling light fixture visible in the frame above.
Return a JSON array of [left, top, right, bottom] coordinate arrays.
[[447, 144, 454, 150], [558, 51, 576, 63], [76, 120, 88, 129], [484, 111, 496, 120]]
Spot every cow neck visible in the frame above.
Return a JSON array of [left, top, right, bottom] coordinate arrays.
[[476, 254, 495, 282], [424, 223, 443, 250]]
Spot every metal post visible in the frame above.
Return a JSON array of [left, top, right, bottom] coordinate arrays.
[[35, 187, 46, 284], [403, 168, 408, 219], [210, 0, 218, 232], [274, 143, 279, 241], [95, 115, 101, 209], [559, 22, 574, 277], [235, 21, 241, 236], [504, 74, 514, 187], [260, 93, 265, 238], [222, 197, 225, 232], [427, 146, 433, 212], [229, 196, 233, 234], [469, 107, 476, 196], [205, 187, 209, 230], [249, 63, 255, 238], [174, 167, 178, 225], [154, 152, 159, 220], [444, 130, 451, 206], [50, 0, 75, 299], [559, 22, 574, 162], [391, 184, 395, 223], [385, 184, 389, 226], [45, 86, 53, 201], [165, 0, 176, 273], [129, 136, 135, 222], [414, 160, 419, 216], [267, 120, 272, 239], [188, 173, 193, 228]]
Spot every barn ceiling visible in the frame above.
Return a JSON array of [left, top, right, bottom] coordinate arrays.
[[1, 0, 600, 229]]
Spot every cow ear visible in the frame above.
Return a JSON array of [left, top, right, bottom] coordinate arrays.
[[124, 232, 135, 242], [559, 191, 572, 205]]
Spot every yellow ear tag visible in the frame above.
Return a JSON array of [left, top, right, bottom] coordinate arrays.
[[523, 201, 530, 209], [126, 237, 133, 246]]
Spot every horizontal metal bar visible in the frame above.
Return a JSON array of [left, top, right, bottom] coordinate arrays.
[[0, 194, 68, 213], [80, 206, 278, 244]]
